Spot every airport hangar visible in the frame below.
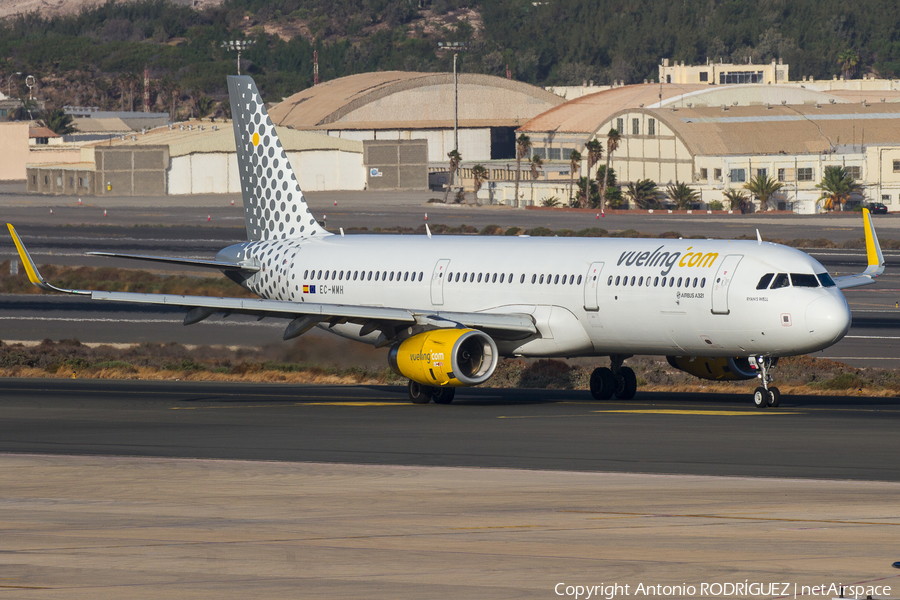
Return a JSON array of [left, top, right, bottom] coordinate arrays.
[[20, 70, 562, 195], [513, 82, 900, 212], [24, 122, 366, 196], [268, 70, 564, 165]]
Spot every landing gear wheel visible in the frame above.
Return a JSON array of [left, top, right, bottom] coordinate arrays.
[[753, 386, 769, 409], [408, 380, 432, 404], [615, 367, 637, 400], [590, 367, 616, 400], [432, 387, 456, 404], [767, 386, 781, 408]]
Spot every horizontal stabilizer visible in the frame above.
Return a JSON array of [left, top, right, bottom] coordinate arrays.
[[86, 252, 260, 273]]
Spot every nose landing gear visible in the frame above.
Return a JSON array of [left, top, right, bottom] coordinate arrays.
[[750, 356, 780, 408], [590, 354, 637, 401]]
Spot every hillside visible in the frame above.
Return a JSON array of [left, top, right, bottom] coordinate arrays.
[[2, 0, 899, 116]]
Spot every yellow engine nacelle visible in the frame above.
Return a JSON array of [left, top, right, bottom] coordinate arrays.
[[666, 356, 758, 381], [388, 329, 499, 387]]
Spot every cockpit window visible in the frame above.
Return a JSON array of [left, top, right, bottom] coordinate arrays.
[[817, 273, 836, 288], [756, 273, 774, 290], [790, 273, 819, 288], [770, 273, 790, 289]]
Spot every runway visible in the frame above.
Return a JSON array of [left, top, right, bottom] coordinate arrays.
[[1, 379, 898, 480]]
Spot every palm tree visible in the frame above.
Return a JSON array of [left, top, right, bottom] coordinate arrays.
[[471, 164, 489, 205], [601, 128, 621, 208], [667, 181, 699, 210], [529, 154, 544, 206], [625, 179, 659, 209], [568, 149, 582, 207], [816, 165, 863, 211], [10, 99, 38, 121], [443, 149, 462, 203], [37, 108, 77, 135], [723, 188, 750, 213], [514, 134, 531, 208], [584, 139, 603, 206], [743, 173, 784, 212], [576, 177, 598, 207], [195, 95, 216, 119], [838, 48, 859, 79]]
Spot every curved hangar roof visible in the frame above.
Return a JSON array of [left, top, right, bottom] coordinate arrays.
[[269, 71, 564, 131], [615, 103, 900, 156]]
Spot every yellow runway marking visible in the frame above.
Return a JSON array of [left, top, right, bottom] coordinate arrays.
[[301, 402, 408, 407], [592, 409, 801, 416], [172, 400, 408, 409]]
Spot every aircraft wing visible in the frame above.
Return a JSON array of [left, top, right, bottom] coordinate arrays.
[[85, 252, 260, 273], [7, 224, 536, 341], [833, 208, 885, 290]]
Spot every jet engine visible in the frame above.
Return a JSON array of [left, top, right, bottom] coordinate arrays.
[[388, 328, 498, 387], [666, 356, 758, 381]]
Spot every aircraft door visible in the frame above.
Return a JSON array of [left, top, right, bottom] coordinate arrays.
[[431, 259, 451, 305], [711, 254, 743, 315], [583, 262, 605, 311]]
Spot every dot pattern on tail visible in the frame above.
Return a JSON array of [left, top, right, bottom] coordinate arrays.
[[229, 77, 328, 242]]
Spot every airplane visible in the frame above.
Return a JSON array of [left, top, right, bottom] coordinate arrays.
[[6, 75, 886, 409]]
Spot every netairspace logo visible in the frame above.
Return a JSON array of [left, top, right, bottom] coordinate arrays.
[[554, 581, 891, 599]]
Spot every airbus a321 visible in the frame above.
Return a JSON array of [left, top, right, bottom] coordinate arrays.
[[7, 75, 886, 408]]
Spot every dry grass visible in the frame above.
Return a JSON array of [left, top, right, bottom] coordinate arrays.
[[0, 340, 895, 397]]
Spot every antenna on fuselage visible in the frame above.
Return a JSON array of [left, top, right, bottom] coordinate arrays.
[[756, 229, 762, 245], [425, 224, 432, 239]]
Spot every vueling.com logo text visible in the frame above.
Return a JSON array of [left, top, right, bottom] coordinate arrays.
[[410, 352, 445, 364], [617, 245, 719, 276]]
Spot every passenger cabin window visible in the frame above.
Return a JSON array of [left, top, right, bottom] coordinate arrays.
[[770, 273, 790, 289], [757, 273, 774, 289], [790, 273, 819, 288], [817, 273, 836, 287]]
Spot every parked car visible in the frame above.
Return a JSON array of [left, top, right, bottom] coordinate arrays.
[[865, 202, 889, 214]]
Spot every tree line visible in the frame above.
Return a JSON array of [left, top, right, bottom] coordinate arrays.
[[4, 0, 900, 114]]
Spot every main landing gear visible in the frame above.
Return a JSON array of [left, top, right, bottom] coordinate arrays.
[[408, 380, 456, 404], [590, 354, 637, 401], [750, 356, 780, 409]]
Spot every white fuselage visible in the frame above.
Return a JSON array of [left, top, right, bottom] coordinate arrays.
[[218, 235, 852, 358]]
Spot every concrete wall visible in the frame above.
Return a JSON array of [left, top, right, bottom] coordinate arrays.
[[95, 146, 167, 196], [0, 122, 29, 180], [364, 140, 428, 190], [27, 167, 94, 195]]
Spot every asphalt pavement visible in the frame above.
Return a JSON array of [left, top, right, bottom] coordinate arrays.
[[0, 378, 898, 480]]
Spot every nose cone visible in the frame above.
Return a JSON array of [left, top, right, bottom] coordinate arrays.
[[805, 294, 851, 347]]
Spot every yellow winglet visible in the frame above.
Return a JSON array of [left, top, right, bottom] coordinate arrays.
[[7, 223, 47, 288], [861, 208, 885, 275], [6, 224, 89, 295]]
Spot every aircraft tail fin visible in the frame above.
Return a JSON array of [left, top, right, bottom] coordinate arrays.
[[227, 75, 329, 241]]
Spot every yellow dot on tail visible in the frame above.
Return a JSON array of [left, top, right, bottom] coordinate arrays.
[[252, 132, 260, 146]]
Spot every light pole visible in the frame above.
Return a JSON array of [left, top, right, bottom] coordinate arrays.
[[438, 41, 468, 194], [6, 72, 21, 98], [25, 75, 35, 100], [221, 40, 255, 76]]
